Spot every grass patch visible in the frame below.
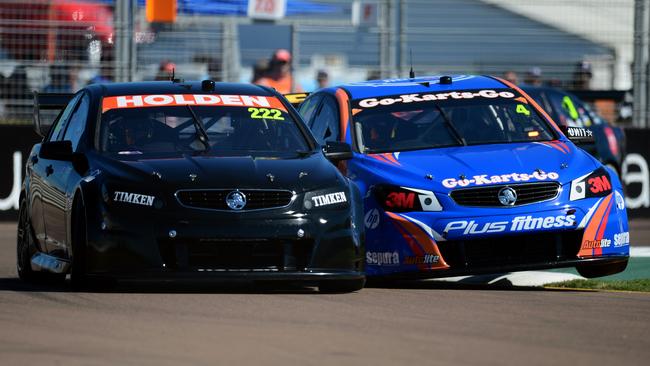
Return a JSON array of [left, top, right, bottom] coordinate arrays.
[[546, 279, 650, 292]]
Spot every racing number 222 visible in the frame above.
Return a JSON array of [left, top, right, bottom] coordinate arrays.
[[248, 107, 284, 120]]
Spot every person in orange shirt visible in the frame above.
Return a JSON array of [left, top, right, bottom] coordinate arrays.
[[254, 49, 303, 94]]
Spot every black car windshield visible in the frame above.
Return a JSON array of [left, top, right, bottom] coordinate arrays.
[[99, 93, 309, 158], [352, 88, 556, 153]]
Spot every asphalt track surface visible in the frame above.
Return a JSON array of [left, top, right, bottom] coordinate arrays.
[[1, 223, 649, 366]]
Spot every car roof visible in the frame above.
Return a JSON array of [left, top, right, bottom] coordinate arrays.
[[86, 81, 276, 97], [337, 74, 509, 100]]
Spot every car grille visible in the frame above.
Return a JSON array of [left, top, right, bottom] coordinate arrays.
[[158, 238, 313, 272], [437, 230, 583, 269], [450, 182, 560, 207], [176, 189, 294, 211]]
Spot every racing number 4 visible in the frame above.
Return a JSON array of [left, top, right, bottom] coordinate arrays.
[[248, 107, 284, 120], [516, 104, 531, 116]]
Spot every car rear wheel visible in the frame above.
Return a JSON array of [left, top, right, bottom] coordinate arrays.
[[576, 259, 628, 278], [319, 278, 365, 293], [17, 198, 65, 284], [70, 198, 90, 290]]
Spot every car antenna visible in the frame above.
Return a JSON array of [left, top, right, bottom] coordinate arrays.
[[409, 49, 415, 79], [410, 49, 430, 87], [169, 68, 183, 83]]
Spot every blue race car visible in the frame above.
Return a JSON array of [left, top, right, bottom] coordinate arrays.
[[296, 75, 629, 279]]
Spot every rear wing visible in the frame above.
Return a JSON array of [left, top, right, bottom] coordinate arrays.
[[283, 93, 310, 109], [33, 92, 75, 137]]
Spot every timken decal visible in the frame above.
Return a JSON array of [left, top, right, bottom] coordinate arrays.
[[102, 94, 287, 113], [311, 192, 347, 207], [356, 89, 516, 108], [113, 191, 155, 206]]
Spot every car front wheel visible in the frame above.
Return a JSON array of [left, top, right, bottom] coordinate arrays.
[[319, 278, 365, 293], [576, 259, 628, 278]]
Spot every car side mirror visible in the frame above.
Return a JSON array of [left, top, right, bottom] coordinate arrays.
[[39, 140, 73, 161], [560, 126, 595, 144], [323, 141, 353, 162]]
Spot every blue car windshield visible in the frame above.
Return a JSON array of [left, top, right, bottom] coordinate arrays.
[[99, 94, 309, 158], [352, 89, 556, 153]]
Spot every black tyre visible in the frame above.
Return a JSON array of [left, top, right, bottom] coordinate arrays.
[[70, 197, 90, 290], [576, 259, 628, 278], [16, 198, 36, 281], [16, 198, 65, 284], [319, 278, 365, 293]]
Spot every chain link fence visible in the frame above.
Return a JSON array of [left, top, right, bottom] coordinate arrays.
[[0, 0, 647, 125]]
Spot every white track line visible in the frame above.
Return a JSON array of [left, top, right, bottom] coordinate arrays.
[[432, 272, 583, 287], [631, 247, 650, 257]]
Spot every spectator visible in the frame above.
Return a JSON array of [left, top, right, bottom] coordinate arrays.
[[87, 63, 113, 85], [503, 70, 518, 85], [251, 59, 269, 84], [43, 64, 75, 93], [193, 54, 222, 81], [155, 60, 176, 81], [316, 69, 329, 89], [254, 49, 303, 93], [366, 70, 381, 81], [572, 61, 592, 90], [4, 65, 31, 119], [523, 67, 543, 87]]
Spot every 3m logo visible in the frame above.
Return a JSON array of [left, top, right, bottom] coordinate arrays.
[[588, 175, 611, 194], [385, 192, 415, 209]]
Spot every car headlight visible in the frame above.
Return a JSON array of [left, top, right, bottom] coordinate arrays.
[[569, 167, 612, 201], [304, 189, 350, 210], [372, 184, 443, 212]]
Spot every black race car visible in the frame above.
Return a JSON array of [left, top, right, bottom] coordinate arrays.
[[18, 80, 365, 292], [522, 86, 626, 175]]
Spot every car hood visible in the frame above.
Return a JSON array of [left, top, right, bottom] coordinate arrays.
[[94, 152, 342, 192], [357, 141, 600, 192]]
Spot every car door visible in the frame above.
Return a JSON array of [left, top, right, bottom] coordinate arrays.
[[304, 95, 340, 145], [297, 93, 322, 128], [29, 93, 81, 252], [41, 92, 89, 255]]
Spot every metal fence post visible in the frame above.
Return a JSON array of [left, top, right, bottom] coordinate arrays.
[[114, 0, 135, 82], [291, 22, 300, 91], [633, 0, 649, 128]]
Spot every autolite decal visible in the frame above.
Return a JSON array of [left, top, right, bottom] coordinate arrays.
[[102, 94, 287, 113], [113, 191, 155, 206], [404, 254, 440, 265], [582, 238, 611, 249], [442, 171, 559, 189], [357, 89, 515, 108]]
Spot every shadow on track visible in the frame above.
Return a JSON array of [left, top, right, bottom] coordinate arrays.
[[1, 275, 589, 294], [0, 276, 324, 294]]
